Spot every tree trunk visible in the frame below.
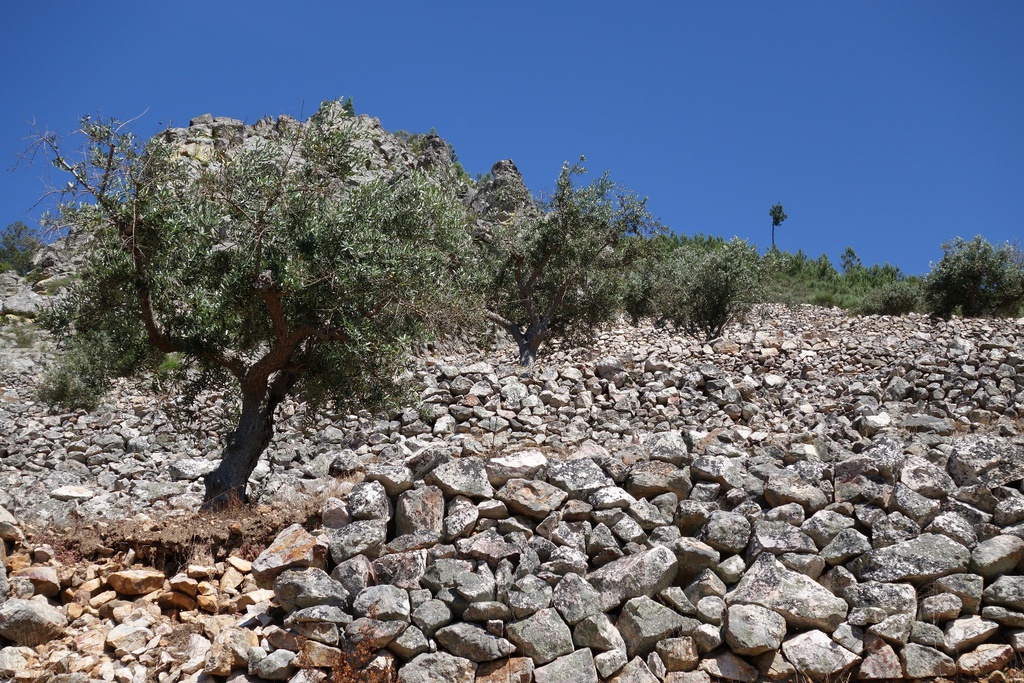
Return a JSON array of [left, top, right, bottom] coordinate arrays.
[[516, 331, 545, 366], [202, 390, 276, 510]]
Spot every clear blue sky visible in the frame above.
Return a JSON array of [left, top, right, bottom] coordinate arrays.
[[2, 2, 1022, 275]]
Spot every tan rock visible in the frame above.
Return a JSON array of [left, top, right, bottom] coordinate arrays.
[[107, 569, 166, 596], [226, 556, 252, 573], [296, 639, 344, 668], [476, 657, 535, 682], [957, 644, 1015, 676], [203, 627, 258, 675], [88, 590, 117, 608], [251, 523, 329, 588]]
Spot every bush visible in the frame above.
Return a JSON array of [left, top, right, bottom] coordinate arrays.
[[655, 238, 761, 340], [856, 278, 923, 316], [38, 344, 108, 410], [924, 236, 1024, 318], [0, 221, 42, 276]]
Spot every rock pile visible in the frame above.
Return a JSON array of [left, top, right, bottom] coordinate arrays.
[[2, 302, 1024, 680], [4, 423, 1024, 681]]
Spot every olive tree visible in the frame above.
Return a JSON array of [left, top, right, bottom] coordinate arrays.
[[36, 101, 474, 508], [653, 237, 761, 340], [479, 160, 664, 365], [924, 235, 1024, 318]]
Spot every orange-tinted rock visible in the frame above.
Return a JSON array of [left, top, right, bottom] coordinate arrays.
[[107, 569, 166, 596], [251, 523, 328, 588]]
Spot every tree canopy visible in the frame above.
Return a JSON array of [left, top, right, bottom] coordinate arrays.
[[478, 160, 664, 365], [38, 101, 475, 507]]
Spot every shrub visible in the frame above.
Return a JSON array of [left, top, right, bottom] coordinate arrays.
[[0, 221, 42, 276], [856, 278, 923, 316], [924, 236, 1024, 318], [655, 238, 761, 340]]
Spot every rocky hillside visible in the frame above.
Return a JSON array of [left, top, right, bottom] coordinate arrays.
[[2, 300, 1024, 681], [3, 106, 1024, 682]]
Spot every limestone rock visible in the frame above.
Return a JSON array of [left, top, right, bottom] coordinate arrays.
[[849, 533, 970, 582], [0, 599, 68, 646], [506, 608, 574, 665], [781, 630, 860, 681], [587, 545, 678, 611], [728, 553, 848, 632], [616, 596, 691, 659], [251, 523, 328, 588], [725, 603, 786, 656]]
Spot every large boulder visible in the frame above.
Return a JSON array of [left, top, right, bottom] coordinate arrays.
[[0, 599, 68, 646], [587, 545, 678, 611], [728, 554, 847, 632], [849, 533, 970, 582]]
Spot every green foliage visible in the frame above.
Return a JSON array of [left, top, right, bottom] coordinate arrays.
[[924, 235, 1024, 318], [761, 246, 905, 312], [653, 238, 761, 340], [480, 160, 664, 364], [0, 221, 42, 276], [39, 100, 475, 415], [855, 278, 923, 316]]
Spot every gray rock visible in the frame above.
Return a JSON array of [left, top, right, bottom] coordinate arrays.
[[842, 581, 917, 618], [849, 533, 970, 582], [728, 553, 848, 632], [398, 651, 476, 683], [948, 436, 1024, 487], [533, 648, 598, 683], [389, 625, 431, 662], [900, 643, 956, 678], [781, 630, 860, 681], [495, 478, 568, 520], [935, 573, 984, 614], [411, 599, 451, 637], [725, 603, 786, 656], [748, 519, 816, 556], [435, 623, 515, 662], [899, 456, 956, 498], [506, 607, 574, 665], [616, 596, 690, 659], [552, 573, 602, 625], [867, 613, 913, 645], [918, 593, 962, 623], [485, 451, 547, 486], [326, 519, 388, 563], [801, 509, 856, 549], [248, 648, 296, 680], [546, 458, 612, 496], [425, 458, 494, 499], [573, 612, 627, 653], [273, 568, 349, 612], [943, 616, 998, 653], [0, 599, 68, 646], [587, 544, 678, 611], [696, 650, 758, 682], [626, 460, 691, 499], [819, 528, 871, 565], [353, 585, 410, 622], [347, 480, 392, 521], [610, 657, 659, 683], [970, 534, 1024, 578], [507, 574, 553, 619], [703, 511, 751, 555]]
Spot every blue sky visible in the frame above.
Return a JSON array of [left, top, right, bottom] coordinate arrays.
[[2, 2, 1021, 275]]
